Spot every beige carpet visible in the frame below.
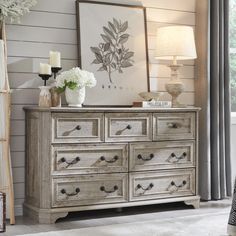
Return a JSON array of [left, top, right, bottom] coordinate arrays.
[[18, 211, 230, 236]]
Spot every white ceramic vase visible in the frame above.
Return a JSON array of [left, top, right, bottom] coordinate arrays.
[[65, 87, 85, 107]]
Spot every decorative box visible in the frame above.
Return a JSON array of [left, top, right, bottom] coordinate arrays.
[[0, 192, 6, 232]]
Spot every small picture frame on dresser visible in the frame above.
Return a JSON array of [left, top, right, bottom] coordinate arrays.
[[0, 192, 6, 232]]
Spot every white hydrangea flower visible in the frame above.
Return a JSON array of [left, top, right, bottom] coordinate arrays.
[[56, 67, 97, 90]]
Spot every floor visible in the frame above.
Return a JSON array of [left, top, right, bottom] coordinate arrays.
[[2, 199, 232, 236]]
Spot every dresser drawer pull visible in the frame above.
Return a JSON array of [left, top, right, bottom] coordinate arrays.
[[61, 187, 80, 196], [75, 125, 82, 130], [100, 185, 118, 193], [167, 180, 187, 192], [167, 122, 182, 129], [136, 183, 154, 191], [115, 124, 132, 135], [166, 152, 187, 163], [59, 157, 80, 167], [62, 125, 82, 136], [137, 153, 154, 161], [100, 155, 119, 163]]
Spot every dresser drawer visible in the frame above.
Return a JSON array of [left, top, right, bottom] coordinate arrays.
[[52, 174, 128, 207], [129, 169, 195, 201], [105, 113, 152, 142], [52, 113, 104, 143], [129, 141, 195, 171], [52, 144, 128, 174], [153, 113, 195, 141]]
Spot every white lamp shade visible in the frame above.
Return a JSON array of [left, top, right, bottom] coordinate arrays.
[[155, 26, 197, 60]]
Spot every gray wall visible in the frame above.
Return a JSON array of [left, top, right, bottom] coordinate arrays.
[[7, 0, 196, 215]]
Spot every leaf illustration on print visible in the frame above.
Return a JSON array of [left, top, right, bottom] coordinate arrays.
[[90, 18, 135, 83]]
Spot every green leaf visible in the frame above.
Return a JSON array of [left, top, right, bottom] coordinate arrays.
[[101, 34, 112, 43], [56, 87, 65, 94], [120, 21, 128, 32], [118, 34, 129, 44], [124, 51, 134, 60], [66, 81, 78, 90], [103, 26, 115, 39]]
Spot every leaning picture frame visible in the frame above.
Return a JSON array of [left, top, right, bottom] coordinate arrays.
[[76, 0, 150, 106]]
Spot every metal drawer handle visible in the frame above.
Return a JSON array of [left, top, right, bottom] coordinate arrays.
[[136, 183, 154, 191], [137, 153, 154, 161], [62, 125, 82, 136], [61, 187, 80, 196], [59, 156, 80, 167], [75, 125, 81, 130], [167, 180, 187, 192], [100, 155, 119, 163], [100, 185, 118, 193], [115, 124, 132, 135], [126, 124, 132, 130], [167, 122, 182, 129], [166, 152, 187, 163]]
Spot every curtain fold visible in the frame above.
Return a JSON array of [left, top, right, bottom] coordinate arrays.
[[197, 0, 232, 200]]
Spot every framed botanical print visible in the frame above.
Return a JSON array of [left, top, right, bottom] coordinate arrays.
[[76, 0, 149, 106]]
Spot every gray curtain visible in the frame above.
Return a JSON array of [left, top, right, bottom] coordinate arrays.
[[196, 0, 232, 200]]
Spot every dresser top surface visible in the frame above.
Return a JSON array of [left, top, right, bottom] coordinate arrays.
[[24, 106, 201, 113]]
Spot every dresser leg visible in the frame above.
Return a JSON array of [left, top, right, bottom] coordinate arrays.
[[38, 212, 69, 224], [184, 199, 200, 209], [24, 204, 68, 224]]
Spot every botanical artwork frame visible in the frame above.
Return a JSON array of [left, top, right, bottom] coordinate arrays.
[[76, 0, 150, 106]]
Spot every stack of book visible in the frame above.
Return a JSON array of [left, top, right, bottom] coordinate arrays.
[[133, 101, 172, 108]]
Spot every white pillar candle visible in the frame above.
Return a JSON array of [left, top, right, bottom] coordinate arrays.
[[39, 63, 51, 75], [49, 51, 61, 67]]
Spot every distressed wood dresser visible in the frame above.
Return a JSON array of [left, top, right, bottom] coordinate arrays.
[[24, 107, 200, 223]]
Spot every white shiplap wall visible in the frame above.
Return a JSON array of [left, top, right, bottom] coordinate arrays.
[[7, 0, 196, 215]]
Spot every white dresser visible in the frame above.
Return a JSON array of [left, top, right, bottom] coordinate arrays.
[[24, 107, 200, 223]]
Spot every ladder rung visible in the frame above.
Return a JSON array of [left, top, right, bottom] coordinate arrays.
[[0, 139, 7, 142]]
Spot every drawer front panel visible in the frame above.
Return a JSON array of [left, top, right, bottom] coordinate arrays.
[[52, 144, 128, 174], [129, 141, 195, 171], [105, 113, 152, 142], [153, 113, 195, 141], [52, 113, 104, 143], [129, 169, 195, 201], [52, 174, 128, 207]]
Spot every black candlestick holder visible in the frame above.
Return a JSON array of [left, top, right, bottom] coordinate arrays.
[[39, 74, 52, 86], [51, 67, 62, 79]]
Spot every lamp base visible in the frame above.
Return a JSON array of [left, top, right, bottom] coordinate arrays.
[[165, 80, 185, 108], [165, 64, 185, 108]]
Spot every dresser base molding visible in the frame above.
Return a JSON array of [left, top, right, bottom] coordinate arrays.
[[23, 204, 68, 224], [23, 196, 200, 224]]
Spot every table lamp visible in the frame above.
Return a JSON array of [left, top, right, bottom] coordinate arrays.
[[155, 26, 197, 107]]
